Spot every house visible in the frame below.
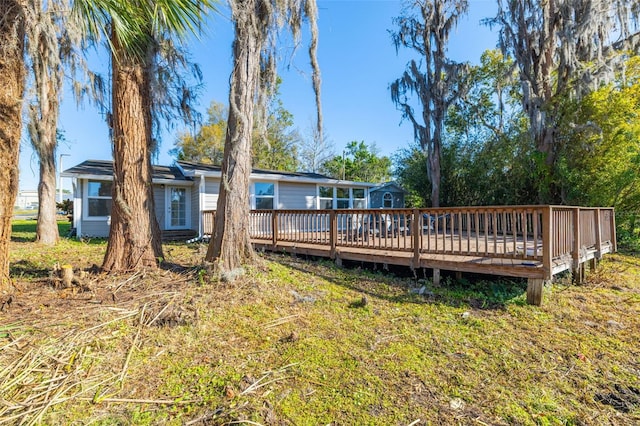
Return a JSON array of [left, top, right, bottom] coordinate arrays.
[[369, 182, 407, 209], [62, 159, 400, 239]]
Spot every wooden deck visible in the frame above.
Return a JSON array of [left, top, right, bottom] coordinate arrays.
[[202, 206, 616, 305]]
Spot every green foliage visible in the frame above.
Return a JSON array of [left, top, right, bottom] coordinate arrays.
[[252, 89, 301, 172], [171, 84, 302, 172], [395, 50, 539, 207], [170, 101, 227, 164], [558, 57, 640, 210], [321, 140, 392, 182], [56, 199, 73, 216]]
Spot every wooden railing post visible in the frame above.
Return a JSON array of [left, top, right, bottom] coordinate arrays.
[[271, 211, 278, 249], [610, 209, 617, 252], [329, 210, 337, 260], [594, 208, 602, 259], [412, 209, 420, 269], [572, 207, 583, 283]]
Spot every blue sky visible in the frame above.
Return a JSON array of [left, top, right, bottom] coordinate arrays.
[[19, 0, 498, 191]]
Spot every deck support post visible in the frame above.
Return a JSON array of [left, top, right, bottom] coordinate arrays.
[[526, 278, 545, 306], [589, 257, 598, 271], [455, 271, 462, 281], [433, 268, 440, 286]]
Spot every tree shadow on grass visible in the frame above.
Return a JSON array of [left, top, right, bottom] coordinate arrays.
[[270, 253, 528, 310], [10, 260, 50, 279]]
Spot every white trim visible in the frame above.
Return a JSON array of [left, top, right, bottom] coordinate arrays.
[[165, 186, 191, 230]]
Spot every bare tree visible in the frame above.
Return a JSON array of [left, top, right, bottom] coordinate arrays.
[[487, 0, 640, 201], [390, 0, 469, 207], [298, 123, 333, 173], [205, 0, 322, 275], [0, 0, 26, 292]]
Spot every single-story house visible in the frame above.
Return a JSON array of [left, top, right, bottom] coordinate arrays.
[[62, 160, 405, 239]]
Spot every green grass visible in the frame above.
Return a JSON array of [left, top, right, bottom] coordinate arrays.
[[2, 221, 640, 425]]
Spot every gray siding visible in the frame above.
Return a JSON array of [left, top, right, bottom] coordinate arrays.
[[191, 183, 200, 233], [80, 220, 110, 238], [153, 185, 166, 230], [203, 178, 220, 210], [278, 182, 316, 209], [370, 190, 405, 209]]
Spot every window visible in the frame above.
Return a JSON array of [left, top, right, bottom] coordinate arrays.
[[383, 192, 393, 208], [254, 182, 275, 209], [87, 180, 112, 218], [353, 188, 366, 209], [319, 186, 333, 209], [336, 187, 349, 209]]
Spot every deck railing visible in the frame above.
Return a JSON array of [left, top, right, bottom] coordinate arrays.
[[202, 205, 615, 275]]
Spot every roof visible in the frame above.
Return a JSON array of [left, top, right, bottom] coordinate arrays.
[[62, 160, 192, 182], [178, 160, 378, 186], [370, 182, 407, 193], [63, 159, 379, 187]]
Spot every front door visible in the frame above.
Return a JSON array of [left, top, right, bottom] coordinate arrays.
[[166, 186, 190, 229]]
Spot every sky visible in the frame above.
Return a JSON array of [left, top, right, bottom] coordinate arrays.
[[18, 0, 499, 191]]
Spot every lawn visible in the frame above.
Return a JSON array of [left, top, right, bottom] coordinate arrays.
[[1, 220, 639, 424]]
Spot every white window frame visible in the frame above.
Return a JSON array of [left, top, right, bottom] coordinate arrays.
[[251, 181, 277, 210], [83, 179, 113, 221]]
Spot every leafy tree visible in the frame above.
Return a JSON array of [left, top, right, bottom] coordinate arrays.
[[321, 141, 391, 183], [486, 0, 640, 202], [74, 0, 213, 272], [393, 143, 429, 207], [174, 85, 302, 172], [395, 49, 536, 208], [252, 88, 301, 172], [390, 0, 469, 207], [0, 0, 26, 291], [561, 57, 640, 211], [205, 0, 322, 275], [171, 101, 227, 165]]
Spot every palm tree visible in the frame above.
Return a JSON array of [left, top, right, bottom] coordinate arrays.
[[73, 0, 213, 272], [205, 0, 322, 275], [0, 0, 27, 292]]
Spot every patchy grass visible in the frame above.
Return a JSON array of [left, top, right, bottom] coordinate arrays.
[[1, 223, 639, 425]]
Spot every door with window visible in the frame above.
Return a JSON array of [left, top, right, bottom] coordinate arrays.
[[166, 186, 190, 229]]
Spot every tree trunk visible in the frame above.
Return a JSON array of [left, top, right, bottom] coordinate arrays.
[[0, 0, 26, 292], [102, 39, 163, 273], [205, 7, 259, 272], [35, 146, 59, 245]]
